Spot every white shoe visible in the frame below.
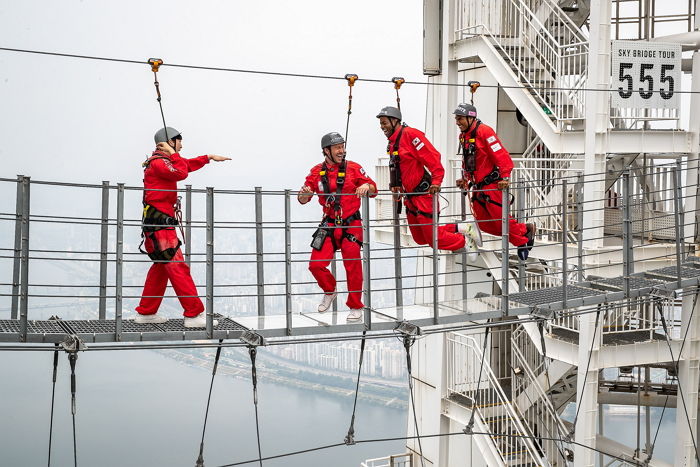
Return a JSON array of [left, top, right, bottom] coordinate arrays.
[[134, 314, 168, 324], [184, 315, 219, 328], [458, 220, 483, 247], [347, 309, 363, 321], [318, 291, 338, 313], [465, 237, 479, 264]]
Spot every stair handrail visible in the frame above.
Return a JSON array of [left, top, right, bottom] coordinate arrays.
[[450, 332, 546, 466]]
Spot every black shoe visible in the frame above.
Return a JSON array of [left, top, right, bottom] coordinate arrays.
[[517, 244, 530, 261]]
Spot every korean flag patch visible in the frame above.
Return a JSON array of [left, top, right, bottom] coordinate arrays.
[[412, 137, 425, 151], [486, 136, 496, 144]]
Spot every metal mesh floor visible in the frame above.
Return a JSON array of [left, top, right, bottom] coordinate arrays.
[[510, 285, 601, 306], [649, 266, 700, 279], [594, 276, 663, 290], [0, 319, 65, 334], [64, 320, 161, 334]]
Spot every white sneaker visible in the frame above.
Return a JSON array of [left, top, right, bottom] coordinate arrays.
[[134, 313, 168, 324], [347, 309, 363, 322], [465, 237, 480, 264], [458, 220, 483, 247], [317, 291, 338, 313], [184, 315, 219, 328]]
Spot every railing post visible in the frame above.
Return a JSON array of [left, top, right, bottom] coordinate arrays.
[[98, 181, 109, 320], [622, 170, 632, 297], [362, 195, 372, 328], [562, 179, 568, 308], [206, 187, 215, 338], [115, 183, 124, 341], [501, 185, 509, 317], [11, 175, 24, 320], [284, 190, 292, 335], [516, 181, 525, 292], [432, 192, 439, 324], [393, 197, 404, 308], [460, 189, 468, 299], [185, 184, 192, 265], [254, 187, 265, 316], [576, 175, 584, 282], [672, 166, 683, 286], [675, 159, 686, 261], [19, 176, 30, 342]]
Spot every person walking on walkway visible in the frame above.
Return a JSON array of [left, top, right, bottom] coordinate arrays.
[[136, 126, 230, 327], [298, 132, 377, 322]]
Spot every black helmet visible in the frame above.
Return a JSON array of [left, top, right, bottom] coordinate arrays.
[[154, 127, 181, 143], [453, 103, 477, 117], [376, 106, 402, 121], [321, 132, 345, 149]]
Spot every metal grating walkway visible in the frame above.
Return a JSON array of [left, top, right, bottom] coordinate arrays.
[[1, 259, 699, 345]]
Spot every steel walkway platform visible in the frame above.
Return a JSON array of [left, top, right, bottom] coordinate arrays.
[[1, 259, 699, 345]]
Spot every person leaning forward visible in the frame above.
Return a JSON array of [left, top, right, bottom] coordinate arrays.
[[136, 126, 230, 328], [377, 106, 470, 252], [298, 132, 377, 322], [453, 103, 536, 260]]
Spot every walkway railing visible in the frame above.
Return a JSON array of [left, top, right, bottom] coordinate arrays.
[[0, 159, 696, 342]]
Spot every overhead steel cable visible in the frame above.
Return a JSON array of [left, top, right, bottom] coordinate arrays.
[[0, 46, 698, 95]]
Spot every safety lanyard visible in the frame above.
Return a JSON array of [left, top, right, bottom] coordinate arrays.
[[388, 124, 406, 189], [319, 160, 347, 223], [460, 119, 481, 178]]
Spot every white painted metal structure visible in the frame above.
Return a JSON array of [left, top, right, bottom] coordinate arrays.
[[378, 1, 700, 465]]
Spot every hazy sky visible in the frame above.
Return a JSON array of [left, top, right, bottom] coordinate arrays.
[[0, 0, 429, 190]]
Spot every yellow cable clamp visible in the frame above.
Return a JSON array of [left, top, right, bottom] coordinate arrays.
[[345, 74, 358, 87], [392, 77, 405, 90], [148, 58, 164, 73]]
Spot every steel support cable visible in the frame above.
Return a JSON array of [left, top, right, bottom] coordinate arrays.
[[247, 345, 263, 467], [401, 333, 425, 467], [2, 46, 700, 95], [213, 429, 640, 467], [68, 351, 79, 467], [47, 343, 59, 467], [147, 58, 169, 138], [463, 326, 489, 435], [196, 339, 224, 467], [344, 330, 367, 446], [655, 297, 700, 464], [569, 307, 602, 436]]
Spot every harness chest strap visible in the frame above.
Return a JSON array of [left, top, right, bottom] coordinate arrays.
[[319, 160, 347, 224]]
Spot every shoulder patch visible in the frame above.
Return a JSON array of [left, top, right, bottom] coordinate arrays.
[[490, 143, 502, 152], [412, 137, 425, 151], [486, 136, 496, 144], [359, 167, 366, 176]]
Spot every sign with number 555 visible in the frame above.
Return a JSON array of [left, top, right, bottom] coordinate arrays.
[[611, 41, 681, 110]]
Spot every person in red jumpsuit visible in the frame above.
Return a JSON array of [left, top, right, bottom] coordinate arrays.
[[376, 106, 469, 252], [453, 103, 536, 260], [136, 126, 230, 327], [298, 132, 377, 322]]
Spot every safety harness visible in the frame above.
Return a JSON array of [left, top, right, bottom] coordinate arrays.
[[316, 161, 362, 249], [460, 120, 511, 209], [388, 125, 433, 217], [138, 154, 182, 261]]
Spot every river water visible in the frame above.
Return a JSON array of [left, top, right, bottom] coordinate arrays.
[[0, 349, 407, 467]]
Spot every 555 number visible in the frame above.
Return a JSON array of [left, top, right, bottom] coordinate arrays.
[[617, 63, 675, 100]]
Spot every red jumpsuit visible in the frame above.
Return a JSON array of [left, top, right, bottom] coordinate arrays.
[[302, 160, 377, 310], [460, 121, 528, 247], [388, 126, 466, 251], [136, 150, 210, 318]]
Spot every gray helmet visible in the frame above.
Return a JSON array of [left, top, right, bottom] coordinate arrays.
[[453, 103, 477, 118], [321, 132, 345, 149], [154, 127, 182, 143], [376, 106, 402, 121]]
